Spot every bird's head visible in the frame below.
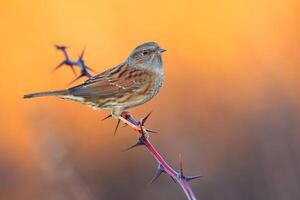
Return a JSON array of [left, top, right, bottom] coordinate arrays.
[[127, 42, 166, 73]]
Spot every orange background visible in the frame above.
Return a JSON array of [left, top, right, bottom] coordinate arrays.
[[1, 0, 300, 199]]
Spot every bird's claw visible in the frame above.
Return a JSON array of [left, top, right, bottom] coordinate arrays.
[[118, 111, 158, 135]]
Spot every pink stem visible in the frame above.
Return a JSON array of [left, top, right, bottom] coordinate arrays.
[[141, 136, 197, 200], [120, 113, 199, 200]]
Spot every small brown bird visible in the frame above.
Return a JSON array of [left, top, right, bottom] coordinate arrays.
[[24, 42, 166, 117]]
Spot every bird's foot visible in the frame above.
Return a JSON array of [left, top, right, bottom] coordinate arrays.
[[119, 111, 142, 132], [119, 111, 158, 136], [102, 111, 158, 136]]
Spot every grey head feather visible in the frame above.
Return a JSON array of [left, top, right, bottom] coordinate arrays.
[[127, 42, 164, 73]]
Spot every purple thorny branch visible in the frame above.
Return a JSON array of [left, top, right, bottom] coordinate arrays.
[[53, 45, 95, 84], [53, 45, 202, 200]]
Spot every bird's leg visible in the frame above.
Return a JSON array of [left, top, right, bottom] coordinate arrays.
[[102, 110, 158, 135], [118, 111, 142, 132], [117, 111, 158, 136]]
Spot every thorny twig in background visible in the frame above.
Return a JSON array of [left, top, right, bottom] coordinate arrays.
[[54, 45, 202, 200], [53, 45, 95, 85]]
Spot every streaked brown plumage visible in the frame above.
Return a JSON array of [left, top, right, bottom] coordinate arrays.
[[24, 42, 165, 117]]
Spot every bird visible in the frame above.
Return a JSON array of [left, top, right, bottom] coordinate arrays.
[[24, 42, 166, 118]]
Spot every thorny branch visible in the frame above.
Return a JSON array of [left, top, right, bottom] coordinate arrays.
[[116, 112, 202, 200], [54, 45, 202, 200], [53, 45, 95, 85]]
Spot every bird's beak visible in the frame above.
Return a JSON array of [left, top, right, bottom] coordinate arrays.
[[159, 48, 167, 53]]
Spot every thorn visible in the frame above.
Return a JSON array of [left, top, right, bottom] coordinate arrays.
[[179, 153, 184, 176], [122, 123, 128, 128], [170, 175, 177, 183], [122, 139, 144, 152], [54, 44, 67, 51], [186, 175, 203, 182], [76, 58, 84, 70], [81, 68, 92, 78], [79, 48, 85, 60], [54, 44, 69, 59], [145, 128, 158, 134], [78, 53, 87, 70], [102, 114, 112, 121], [53, 44, 94, 83], [114, 119, 121, 136], [141, 111, 153, 125], [52, 61, 77, 75], [53, 44, 77, 76], [77, 59, 92, 78], [52, 61, 65, 71], [86, 66, 96, 72], [150, 164, 164, 183], [53, 61, 77, 76], [70, 65, 77, 76], [68, 74, 85, 85]]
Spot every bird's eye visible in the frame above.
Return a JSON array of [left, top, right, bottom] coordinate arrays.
[[142, 50, 149, 56]]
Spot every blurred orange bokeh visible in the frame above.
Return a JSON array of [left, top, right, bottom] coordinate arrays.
[[0, 0, 300, 200]]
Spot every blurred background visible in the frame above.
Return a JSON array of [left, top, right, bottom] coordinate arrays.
[[1, 0, 300, 199]]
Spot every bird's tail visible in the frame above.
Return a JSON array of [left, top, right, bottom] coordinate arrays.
[[23, 89, 69, 99]]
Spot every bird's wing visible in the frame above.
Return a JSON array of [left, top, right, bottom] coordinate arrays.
[[69, 62, 154, 98]]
